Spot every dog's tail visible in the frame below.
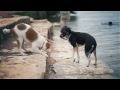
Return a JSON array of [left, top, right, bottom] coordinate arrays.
[[3, 28, 11, 34]]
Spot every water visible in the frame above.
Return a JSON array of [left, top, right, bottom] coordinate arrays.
[[48, 11, 120, 78], [68, 11, 120, 78]]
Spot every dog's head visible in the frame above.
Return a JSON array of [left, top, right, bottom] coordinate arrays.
[[60, 26, 72, 40]]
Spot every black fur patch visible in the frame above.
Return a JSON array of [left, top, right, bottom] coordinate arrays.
[[60, 26, 97, 57]]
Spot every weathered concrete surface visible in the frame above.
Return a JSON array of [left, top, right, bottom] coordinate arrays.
[[48, 26, 114, 79], [0, 16, 31, 30], [31, 19, 52, 38], [0, 19, 52, 79], [0, 52, 46, 79]]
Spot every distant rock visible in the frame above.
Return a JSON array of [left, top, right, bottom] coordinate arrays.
[[101, 21, 119, 26]]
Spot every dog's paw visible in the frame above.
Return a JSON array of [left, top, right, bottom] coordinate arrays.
[[44, 54, 48, 57], [76, 60, 79, 63], [25, 50, 32, 53], [20, 52, 27, 56], [93, 64, 97, 68], [66, 57, 72, 59], [86, 65, 90, 67], [25, 51, 34, 55], [21, 49, 26, 52], [73, 59, 79, 63], [73, 59, 76, 62]]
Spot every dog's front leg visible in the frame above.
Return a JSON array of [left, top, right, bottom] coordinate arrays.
[[76, 47, 80, 63], [17, 39, 27, 55], [31, 46, 48, 57], [66, 47, 76, 59], [22, 40, 29, 52], [72, 47, 77, 63]]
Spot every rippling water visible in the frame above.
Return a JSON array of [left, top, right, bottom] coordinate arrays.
[[68, 11, 120, 78]]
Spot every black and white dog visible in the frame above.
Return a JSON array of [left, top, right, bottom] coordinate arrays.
[[60, 26, 97, 67]]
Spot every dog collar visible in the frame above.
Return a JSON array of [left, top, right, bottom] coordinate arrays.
[[68, 34, 72, 39]]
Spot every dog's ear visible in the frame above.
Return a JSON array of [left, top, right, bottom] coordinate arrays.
[[66, 27, 72, 34]]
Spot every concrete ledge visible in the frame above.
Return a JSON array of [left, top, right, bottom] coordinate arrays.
[[0, 54, 46, 79], [0, 16, 31, 30]]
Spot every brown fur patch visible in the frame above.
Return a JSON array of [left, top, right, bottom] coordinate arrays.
[[46, 42, 51, 49], [26, 28, 38, 42], [17, 23, 27, 30]]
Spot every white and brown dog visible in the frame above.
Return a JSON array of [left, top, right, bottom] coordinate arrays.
[[3, 23, 51, 57]]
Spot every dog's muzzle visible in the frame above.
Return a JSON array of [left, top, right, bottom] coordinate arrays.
[[60, 34, 68, 40], [60, 34, 63, 38]]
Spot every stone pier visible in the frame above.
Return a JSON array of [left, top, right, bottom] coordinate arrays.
[[47, 26, 114, 79]]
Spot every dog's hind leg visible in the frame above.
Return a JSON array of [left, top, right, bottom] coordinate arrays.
[[76, 44, 80, 63], [86, 53, 91, 67], [93, 49, 97, 68], [85, 45, 95, 67]]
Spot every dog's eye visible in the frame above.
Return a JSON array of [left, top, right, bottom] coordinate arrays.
[[65, 32, 69, 35], [63, 33, 66, 36]]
